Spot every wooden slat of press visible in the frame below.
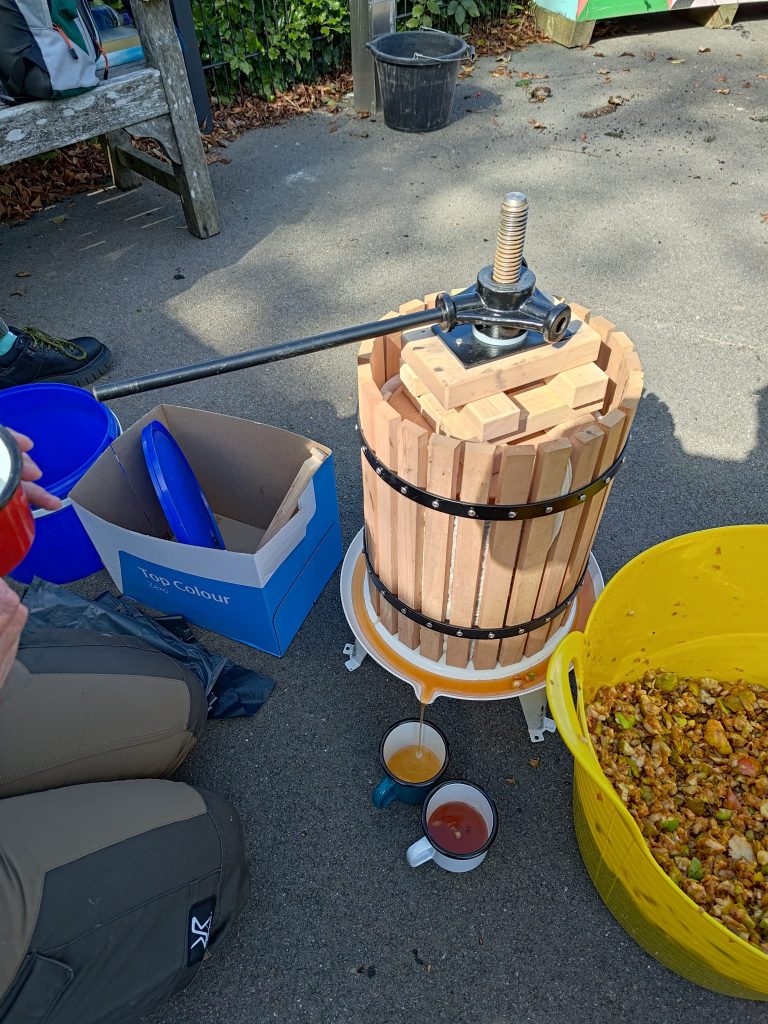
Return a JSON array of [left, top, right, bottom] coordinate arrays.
[[385, 300, 425, 382], [396, 421, 429, 649], [357, 336, 386, 388], [373, 400, 402, 635], [380, 311, 403, 382], [498, 438, 572, 666], [556, 408, 627, 616], [472, 444, 537, 670], [524, 423, 604, 657], [445, 443, 496, 668], [419, 436, 462, 661], [358, 366, 382, 615]]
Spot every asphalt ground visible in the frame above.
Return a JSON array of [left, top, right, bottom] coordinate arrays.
[[2, 9, 768, 1021]]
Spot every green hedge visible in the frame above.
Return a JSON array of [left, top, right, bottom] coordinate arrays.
[[192, 0, 517, 101]]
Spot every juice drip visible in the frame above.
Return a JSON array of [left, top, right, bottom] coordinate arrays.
[[417, 701, 426, 756]]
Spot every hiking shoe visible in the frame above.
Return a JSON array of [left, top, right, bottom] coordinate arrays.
[[0, 326, 113, 390]]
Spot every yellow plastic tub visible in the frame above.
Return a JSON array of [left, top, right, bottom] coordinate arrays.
[[547, 525, 768, 999]]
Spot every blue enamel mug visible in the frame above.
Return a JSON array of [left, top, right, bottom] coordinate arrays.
[[372, 719, 449, 808]]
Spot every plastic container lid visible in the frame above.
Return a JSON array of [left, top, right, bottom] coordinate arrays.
[[141, 420, 225, 549]]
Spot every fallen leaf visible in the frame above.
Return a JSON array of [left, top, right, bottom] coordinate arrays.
[[358, 110, 370, 118], [479, 936, 485, 945], [329, 124, 338, 133], [506, 776, 517, 785], [668, 57, 685, 64], [757, 73, 768, 80], [15, 271, 30, 278], [425, 964, 432, 974], [607, 94, 625, 105], [458, 65, 475, 78], [715, 88, 731, 94], [515, 78, 531, 87], [594, 51, 605, 57], [490, 67, 510, 78], [348, 130, 369, 138], [620, 50, 635, 56], [580, 103, 617, 118], [530, 85, 552, 102], [698, 46, 711, 52], [529, 758, 541, 768], [10, 288, 24, 297], [597, 67, 610, 74], [515, 69, 548, 79], [644, 50, 656, 60], [51, 214, 67, 225], [760, 212, 768, 224], [715, 74, 728, 82], [579, 131, 588, 141], [750, 113, 768, 122], [528, 118, 546, 129], [741, 81, 752, 88]]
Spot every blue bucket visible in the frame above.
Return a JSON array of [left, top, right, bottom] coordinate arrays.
[[0, 383, 121, 583]]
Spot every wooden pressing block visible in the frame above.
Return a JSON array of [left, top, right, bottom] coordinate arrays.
[[462, 392, 521, 442], [513, 382, 574, 437], [401, 318, 602, 411], [548, 363, 608, 409], [387, 385, 432, 433]]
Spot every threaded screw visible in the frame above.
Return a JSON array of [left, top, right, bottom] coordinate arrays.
[[492, 191, 528, 284]]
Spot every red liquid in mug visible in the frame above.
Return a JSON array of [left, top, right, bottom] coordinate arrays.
[[427, 801, 489, 855]]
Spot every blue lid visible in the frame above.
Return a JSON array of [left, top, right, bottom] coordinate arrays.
[[141, 421, 225, 549]]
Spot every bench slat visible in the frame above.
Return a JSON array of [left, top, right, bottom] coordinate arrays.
[[0, 70, 168, 166]]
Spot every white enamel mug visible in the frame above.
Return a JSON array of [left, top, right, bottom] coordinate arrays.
[[406, 781, 498, 874]]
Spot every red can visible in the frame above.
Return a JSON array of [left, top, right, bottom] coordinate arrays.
[[0, 424, 35, 576]]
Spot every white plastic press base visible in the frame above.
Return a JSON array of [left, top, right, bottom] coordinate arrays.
[[339, 529, 603, 744]]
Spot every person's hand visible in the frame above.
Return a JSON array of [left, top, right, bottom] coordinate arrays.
[[7, 428, 61, 511], [0, 578, 26, 690]]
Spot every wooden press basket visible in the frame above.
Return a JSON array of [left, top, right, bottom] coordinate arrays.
[[357, 294, 643, 673]]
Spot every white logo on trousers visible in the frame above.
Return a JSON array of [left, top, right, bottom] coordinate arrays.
[[190, 913, 213, 952]]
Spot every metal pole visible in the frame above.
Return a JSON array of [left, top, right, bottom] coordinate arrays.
[[170, 0, 213, 132], [93, 306, 444, 402], [351, 0, 394, 115]]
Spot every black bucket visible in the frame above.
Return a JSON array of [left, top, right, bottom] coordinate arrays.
[[366, 30, 471, 133]]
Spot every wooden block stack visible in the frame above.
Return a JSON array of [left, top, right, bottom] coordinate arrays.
[[358, 294, 643, 672]]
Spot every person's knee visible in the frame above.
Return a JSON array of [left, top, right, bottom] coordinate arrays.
[[194, 787, 250, 955], [0, 780, 249, 1022]]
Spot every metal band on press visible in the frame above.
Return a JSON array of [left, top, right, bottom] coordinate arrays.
[[362, 542, 589, 640], [358, 425, 628, 522]]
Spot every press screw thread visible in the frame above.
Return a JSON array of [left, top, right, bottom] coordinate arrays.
[[492, 191, 529, 285]]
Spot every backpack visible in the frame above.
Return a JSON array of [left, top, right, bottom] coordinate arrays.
[[0, 0, 103, 102]]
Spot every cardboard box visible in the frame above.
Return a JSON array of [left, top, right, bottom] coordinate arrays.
[[71, 405, 343, 655]]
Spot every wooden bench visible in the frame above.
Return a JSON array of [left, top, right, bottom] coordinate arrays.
[[0, 0, 219, 238]]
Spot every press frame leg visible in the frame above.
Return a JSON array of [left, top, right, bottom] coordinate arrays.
[[519, 688, 557, 743]]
